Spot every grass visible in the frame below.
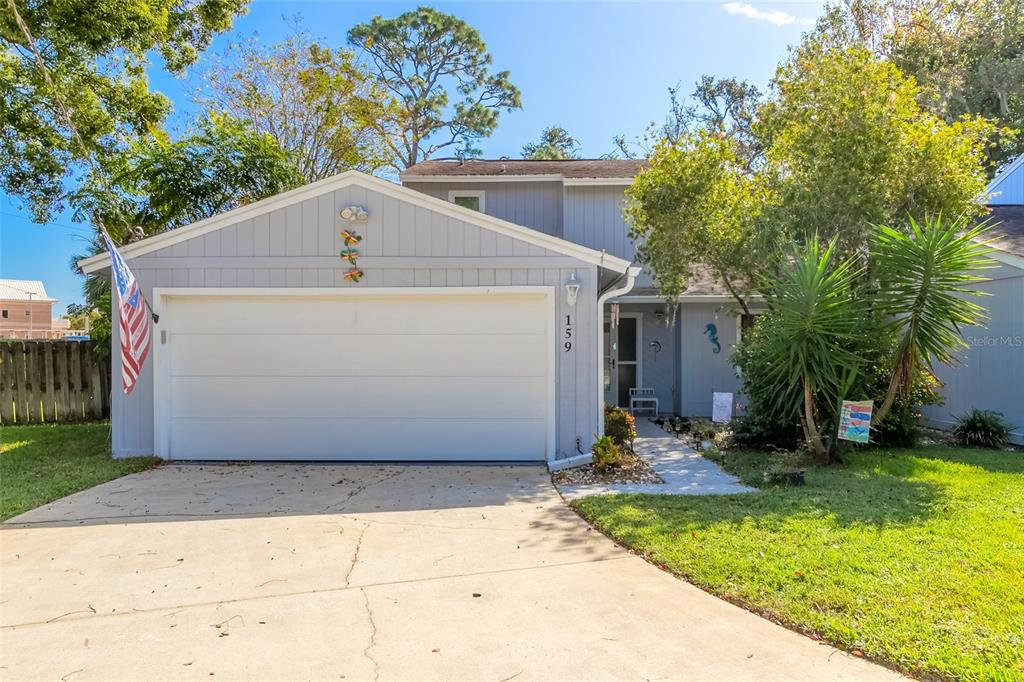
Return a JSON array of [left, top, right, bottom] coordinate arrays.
[[0, 422, 160, 521], [573, 445, 1024, 681]]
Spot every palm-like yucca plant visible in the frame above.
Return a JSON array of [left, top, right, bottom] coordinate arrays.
[[757, 237, 863, 460], [871, 214, 995, 425]]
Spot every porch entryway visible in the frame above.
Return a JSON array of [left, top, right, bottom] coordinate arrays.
[[603, 311, 642, 408]]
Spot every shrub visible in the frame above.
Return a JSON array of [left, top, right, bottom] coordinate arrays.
[[953, 409, 1012, 449], [592, 435, 625, 471], [727, 414, 803, 451], [604, 404, 637, 448]]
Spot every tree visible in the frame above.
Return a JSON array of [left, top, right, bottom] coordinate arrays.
[[522, 126, 580, 160], [625, 130, 779, 313], [614, 77, 762, 166], [1, 0, 248, 222], [757, 47, 996, 257], [807, 0, 1023, 169], [197, 28, 397, 181], [74, 114, 302, 353], [347, 7, 521, 169], [754, 238, 864, 461], [870, 214, 995, 424]]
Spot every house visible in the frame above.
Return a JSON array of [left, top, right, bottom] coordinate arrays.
[[0, 279, 59, 339], [922, 156, 1024, 444], [77, 162, 750, 464], [402, 159, 753, 420]]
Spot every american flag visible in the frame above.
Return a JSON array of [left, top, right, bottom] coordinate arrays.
[[102, 234, 152, 394]]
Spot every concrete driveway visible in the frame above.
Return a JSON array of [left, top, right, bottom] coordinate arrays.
[[1, 464, 898, 681]]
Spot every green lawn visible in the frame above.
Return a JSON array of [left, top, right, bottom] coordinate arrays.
[[0, 422, 160, 521], [573, 446, 1024, 681]]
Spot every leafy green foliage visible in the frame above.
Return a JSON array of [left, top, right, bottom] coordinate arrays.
[[953, 409, 1012, 449], [808, 0, 1024, 169], [347, 7, 521, 168], [1, 422, 160, 521], [74, 114, 301, 354], [615, 77, 762, 166], [197, 28, 397, 181], [118, 113, 303, 229], [0, 0, 248, 222], [591, 434, 626, 471], [522, 126, 580, 160], [574, 445, 1024, 679], [603, 404, 637, 449], [871, 214, 996, 423], [626, 130, 778, 309], [753, 238, 863, 458], [758, 47, 996, 256]]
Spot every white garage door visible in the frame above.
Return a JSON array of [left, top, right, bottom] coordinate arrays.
[[156, 289, 553, 461]]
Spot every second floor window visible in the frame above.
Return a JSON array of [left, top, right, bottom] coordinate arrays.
[[448, 190, 485, 212]]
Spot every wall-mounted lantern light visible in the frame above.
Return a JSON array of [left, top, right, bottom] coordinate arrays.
[[565, 272, 581, 307]]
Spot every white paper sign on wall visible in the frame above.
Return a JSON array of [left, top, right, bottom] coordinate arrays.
[[712, 392, 734, 423]]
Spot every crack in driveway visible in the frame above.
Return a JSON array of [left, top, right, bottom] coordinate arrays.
[[360, 587, 381, 681]]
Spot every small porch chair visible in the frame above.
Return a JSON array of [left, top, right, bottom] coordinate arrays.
[[629, 388, 659, 416]]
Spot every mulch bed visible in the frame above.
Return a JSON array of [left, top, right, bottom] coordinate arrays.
[[551, 450, 664, 486]]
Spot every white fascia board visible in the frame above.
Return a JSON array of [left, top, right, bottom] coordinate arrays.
[[79, 170, 633, 275], [563, 178, 635, 187], [400, 174, 565, 183], [613, 294, 764, 304]]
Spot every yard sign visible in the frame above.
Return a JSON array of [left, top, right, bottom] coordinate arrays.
[[838, 400, 873, 443]]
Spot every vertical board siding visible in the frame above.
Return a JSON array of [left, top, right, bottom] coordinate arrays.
[[403, 181, 564, 238], [988, 159, 1024, 204], [923, 269, 1024, 444], [675, 302, 743, 417], [115, 183, 600, 460], [564, 186, 633, 261]]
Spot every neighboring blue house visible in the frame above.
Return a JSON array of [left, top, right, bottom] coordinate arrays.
[[922, 156, 1024, 444]]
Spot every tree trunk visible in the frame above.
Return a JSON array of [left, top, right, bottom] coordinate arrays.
[[803, 378, 827, 462], [873, 371, 901, 427]]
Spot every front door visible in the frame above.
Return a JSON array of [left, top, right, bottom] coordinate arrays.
[[603, 313, 641, 407]]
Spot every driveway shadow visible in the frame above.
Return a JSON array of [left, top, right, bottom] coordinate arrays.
[[1, 463, 562, 527]]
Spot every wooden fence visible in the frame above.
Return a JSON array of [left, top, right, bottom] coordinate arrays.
[[0, 340, 110, 424]]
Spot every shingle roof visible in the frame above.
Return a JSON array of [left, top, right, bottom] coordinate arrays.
[[987, 205, 1024, 258], [0, 279, 55, 302], [402, 158, 648, 179]]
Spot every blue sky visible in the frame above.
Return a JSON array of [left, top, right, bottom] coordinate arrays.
[[0, 1, 823, 310]]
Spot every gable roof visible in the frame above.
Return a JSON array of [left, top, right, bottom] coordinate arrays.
[[987, 154, 1024, 206], [77, 170, 633, 275], [401, 158, 647, 183], [0, 279, 55, 302], [986, 205, 1024, 261]]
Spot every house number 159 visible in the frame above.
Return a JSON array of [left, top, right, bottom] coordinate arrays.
[[564, 314, 573, 352]]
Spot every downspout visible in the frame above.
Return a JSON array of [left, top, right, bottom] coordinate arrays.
[[596, 264, 641, 436]]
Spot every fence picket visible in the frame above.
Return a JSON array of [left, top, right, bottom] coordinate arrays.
[[0, 340, 110, 423], [0, 344, 14, 423]]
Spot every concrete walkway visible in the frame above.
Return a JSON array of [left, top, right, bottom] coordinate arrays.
[[558, 418, 754, 500], [0, 463, 898, 681]]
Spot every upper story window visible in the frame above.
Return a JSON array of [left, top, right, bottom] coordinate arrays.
[[448, 190, 485, 212], [1, 310, 7, 318]]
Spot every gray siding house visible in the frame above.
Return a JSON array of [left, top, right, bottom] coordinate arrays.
[[404, 159, 753, 425], [80, 171, 635, 465], [922, 157, 1024, 444]]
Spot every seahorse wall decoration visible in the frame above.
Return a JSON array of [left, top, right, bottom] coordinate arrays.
[[704, 323, 721, 354]]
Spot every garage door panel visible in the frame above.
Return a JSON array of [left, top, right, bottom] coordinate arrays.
[[161, 290, 552, 461], [169, 417, 547, 461], [170, 376, 547, 420], [169, 294, 548, 335], [169, 333, 545, 377]]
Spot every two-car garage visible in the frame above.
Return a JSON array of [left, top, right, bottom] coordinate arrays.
[[154, 289, 554, 462]]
